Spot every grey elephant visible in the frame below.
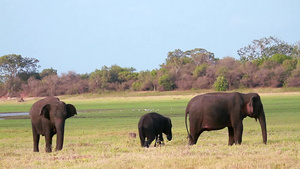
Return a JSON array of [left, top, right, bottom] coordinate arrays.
[[29, 97, 77, 152], [185, 92, 267, 145]]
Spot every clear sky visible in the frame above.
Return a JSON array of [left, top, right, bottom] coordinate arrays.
[[1, 0, 299, 74]]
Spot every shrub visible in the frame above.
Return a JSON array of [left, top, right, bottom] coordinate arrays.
[[214, 76, 229, 91], [131, 81, 142, 91]]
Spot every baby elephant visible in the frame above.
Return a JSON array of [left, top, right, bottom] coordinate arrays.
[[138, 112, 172, 147]]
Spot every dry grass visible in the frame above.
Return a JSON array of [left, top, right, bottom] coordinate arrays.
[[1, 135, 299, 168], [1, 92, 300, 168]]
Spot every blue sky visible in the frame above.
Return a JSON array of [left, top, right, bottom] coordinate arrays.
[[1, 0, 299, 74]]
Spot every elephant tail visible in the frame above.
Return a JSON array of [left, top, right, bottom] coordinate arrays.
[[185, 109, 191, 140]]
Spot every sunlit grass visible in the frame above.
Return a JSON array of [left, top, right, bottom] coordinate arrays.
[[0, 91, 300, 168]]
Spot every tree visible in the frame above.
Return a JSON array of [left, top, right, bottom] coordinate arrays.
[[89, 66, 109, 92], [133, 70, 157, 91], [292, 41, 300, 58], [107, 65, 137, 84], [286, 66, 300, 87], [237, 36, 296, 63], [270, 54, 292, 64], [158, 74, 174, 91], [0, 54, 39, 97], [282, 59, 298, 72], [186, 48, 215, 66], [165, 49, 187, 75], [40, 68, 57, 79]]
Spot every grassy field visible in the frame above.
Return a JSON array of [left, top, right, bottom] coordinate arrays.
[[0, 91, 300, 168]]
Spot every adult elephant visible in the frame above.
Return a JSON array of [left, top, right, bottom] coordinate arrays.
[[29, 97, 77, 152], [185, 92, 267, 145], [138, 112, 172, 147]]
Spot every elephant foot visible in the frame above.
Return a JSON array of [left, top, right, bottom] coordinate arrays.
[[45, 147, 52, 153]]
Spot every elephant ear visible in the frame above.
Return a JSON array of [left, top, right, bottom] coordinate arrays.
[[66, 104, 77, 118], [247, 96, 260, 118], [246, 97, 255, 115], [40, 104, 51, 120]]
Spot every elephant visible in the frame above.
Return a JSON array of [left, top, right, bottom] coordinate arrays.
[[138, 112, 172, 147], [185, 92, 267, 145], [29, 97, 77, 152]]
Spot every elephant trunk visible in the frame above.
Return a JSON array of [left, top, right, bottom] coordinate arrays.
[[167, 133, 172, 141], [258, 110, 267, 144], [55, 119, 65, 151]]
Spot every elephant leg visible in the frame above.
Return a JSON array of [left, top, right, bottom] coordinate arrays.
[[144, 133, 155, 148], [189, 131, 202, 145], [139, 135, 146, 147], [234, 123, 243, 145], [159, 134, 165, 145], [138, 128, 146, 147], [189, 125, 203, 145], [193, 130, 203, 144], [55, 121, 65, 151], [154, 135, 158, 147], [45, 133, 53, 152], [189, 124, 197, 145], [154, 133, 164, 147], [31, 125, 40, 152], [228, 127, 234, 146]]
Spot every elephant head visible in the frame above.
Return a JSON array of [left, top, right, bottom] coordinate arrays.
[[164, 118, 172, 141], [243, 93, 267, 144], [40, 101, 77, 151]]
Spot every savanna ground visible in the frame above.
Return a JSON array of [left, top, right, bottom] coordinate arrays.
[[0, 89, 300, 168]]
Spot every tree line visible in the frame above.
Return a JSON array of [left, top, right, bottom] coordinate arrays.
[[1, 36, 300, 97]]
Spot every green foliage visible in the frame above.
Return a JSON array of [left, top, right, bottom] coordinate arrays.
[[193, 63, 207, 77], [150, 69, 157, 77], [270, 54, 292, 64], [158, 74, 174, 91], [88, 65, 138, 91], [131, 81, 142, 91], [118, 71, 138, 82], [40, 68, 57, 79], [282, 59, 298, 71], [80, 73, 90, 79], [214, 76, 229, 91], [108, 65, 124, 83]]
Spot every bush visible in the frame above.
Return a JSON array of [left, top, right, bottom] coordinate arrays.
[[214, 76, 229, 91], [131, 81, 142, 91]]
